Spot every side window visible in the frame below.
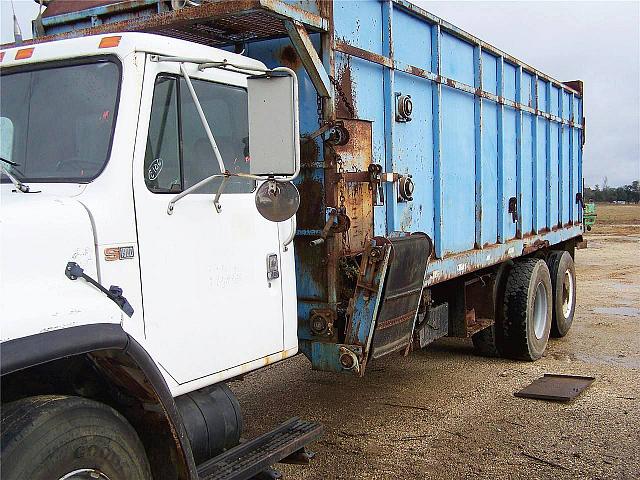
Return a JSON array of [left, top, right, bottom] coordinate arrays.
[[145, 76, 181, 192], [0, 117, 14, 163], [144, 74, 253, 194]]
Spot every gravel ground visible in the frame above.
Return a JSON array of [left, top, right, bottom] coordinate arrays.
[[230, 228, 640, 479]]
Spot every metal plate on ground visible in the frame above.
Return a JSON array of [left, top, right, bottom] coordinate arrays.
[[515, 374, 595, 402]]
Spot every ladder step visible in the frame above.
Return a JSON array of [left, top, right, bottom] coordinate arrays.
[[198, 418, 323, 480]]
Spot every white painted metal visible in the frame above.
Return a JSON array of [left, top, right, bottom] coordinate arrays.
[[0, 33, 299, 396], [131, 55, 291, 385], [0, 193, 123, 342]]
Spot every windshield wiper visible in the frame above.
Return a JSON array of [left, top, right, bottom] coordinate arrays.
[[0, 157, 38, 193]]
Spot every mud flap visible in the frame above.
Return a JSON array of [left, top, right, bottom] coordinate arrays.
[[344, 233, 431, 375]]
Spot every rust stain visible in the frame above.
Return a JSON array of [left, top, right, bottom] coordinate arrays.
[[42, 0, 119, 18], [333, 42, 392, 69], [522, 239, 550, 255], [336, 57, 356, 119], [297, 174, 324, 230], [24, 0, 328, 48], [409, 65, 427, 77], [317, 0, 332, 18], [296, 241, 328, 296], [276, 44, 302, 70], [300, 136, 319, 165], [332, 119, 374, 253]]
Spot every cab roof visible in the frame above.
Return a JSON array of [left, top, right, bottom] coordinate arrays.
[[0, 32, 265, 70]]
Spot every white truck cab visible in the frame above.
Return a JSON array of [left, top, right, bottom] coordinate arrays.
[[1, 33, 317, 480]]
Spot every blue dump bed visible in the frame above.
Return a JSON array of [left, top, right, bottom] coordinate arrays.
[[328, 0, 585, 281], [35, 0, 584, 373]]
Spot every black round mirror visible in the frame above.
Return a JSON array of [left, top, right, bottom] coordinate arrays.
[[255, 180, 300, 222]]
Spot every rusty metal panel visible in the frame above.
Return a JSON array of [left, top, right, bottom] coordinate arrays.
[[369, 233, 431, 360], [42, 0, 129, 18], [332, 119, 374, 254], [515, 374, 595, 402], [416, 302, 448, 348], [36, 0, 328, 44]]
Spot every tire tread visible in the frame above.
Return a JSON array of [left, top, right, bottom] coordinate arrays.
[[502, 258, 550, 360]]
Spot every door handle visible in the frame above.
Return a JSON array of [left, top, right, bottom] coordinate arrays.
[[266, 253, 280, 285]]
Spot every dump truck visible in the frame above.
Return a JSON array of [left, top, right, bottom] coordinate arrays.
[[0, 1, 585, 479]]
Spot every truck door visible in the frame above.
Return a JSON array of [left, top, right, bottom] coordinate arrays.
[[132, 61, 285, 385]]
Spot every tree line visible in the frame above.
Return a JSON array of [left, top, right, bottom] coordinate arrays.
[[584, 179, 640, 203]]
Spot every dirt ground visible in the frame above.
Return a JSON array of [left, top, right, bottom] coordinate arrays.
[[230, 204, 640, 480]]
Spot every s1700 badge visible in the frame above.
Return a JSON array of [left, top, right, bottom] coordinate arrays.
[[104, 246, 135, 261]]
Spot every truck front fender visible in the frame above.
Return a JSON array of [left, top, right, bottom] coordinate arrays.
[[1, 324, 198, 480]]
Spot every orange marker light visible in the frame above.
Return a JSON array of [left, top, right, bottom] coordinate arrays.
[[99, 36, 121, 49], [15, 48, 35, 60], [0, 51, 5, 62]]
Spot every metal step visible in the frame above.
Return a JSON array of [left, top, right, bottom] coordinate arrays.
[[198, 418, 323, 480]]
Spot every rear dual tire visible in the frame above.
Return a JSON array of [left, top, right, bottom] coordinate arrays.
[[473, 258, 553, 361], [501, 258, 553, 360], [547, 250, 576, 337], [473, 251, 576, 360]]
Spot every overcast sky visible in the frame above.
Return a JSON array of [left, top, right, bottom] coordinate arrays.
[[1, 0, 639, 187]]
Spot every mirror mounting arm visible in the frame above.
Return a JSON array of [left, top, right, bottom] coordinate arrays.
[[167, 173, 227, 215], [179, 63, 226, 175], [213, 176, 229, 213]]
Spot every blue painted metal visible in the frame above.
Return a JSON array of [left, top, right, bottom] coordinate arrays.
[[431, 24, 443, 257], [37, 0, 585, 375], [497, 55, 505, 243], [558, 88, 564, 226], [473, 45, 482, 248], [425, 225, 583, 286], [40, 0, 159, 30], [515, 65, 523, 237], [342, 243, 391, 366], [283, 20, 331, 98], [308, 342, 363, 374], [382, 0, 396, 236], [532, 75, 539, 234], [545, 81, 553, 230]]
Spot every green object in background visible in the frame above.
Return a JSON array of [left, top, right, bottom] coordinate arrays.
[[584, 202, 597, 231]]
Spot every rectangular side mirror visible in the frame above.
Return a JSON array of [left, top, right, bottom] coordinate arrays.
[[247, 72, 299, 178]]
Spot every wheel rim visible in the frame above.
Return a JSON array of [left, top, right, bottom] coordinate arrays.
[[533, 282, 548, 339], [561, 269, 574, 319], [59, 469, 111, 480]]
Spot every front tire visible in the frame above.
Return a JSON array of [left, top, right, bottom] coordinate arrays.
[[501, 258, 553, 361], [1, 395, 151, 480], [547, 250, 576, 337]]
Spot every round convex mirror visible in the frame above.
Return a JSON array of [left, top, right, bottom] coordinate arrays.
[[255, 180, 300, 222]]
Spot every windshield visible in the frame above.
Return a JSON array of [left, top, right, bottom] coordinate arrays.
[[0, 58, 120, 183]]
